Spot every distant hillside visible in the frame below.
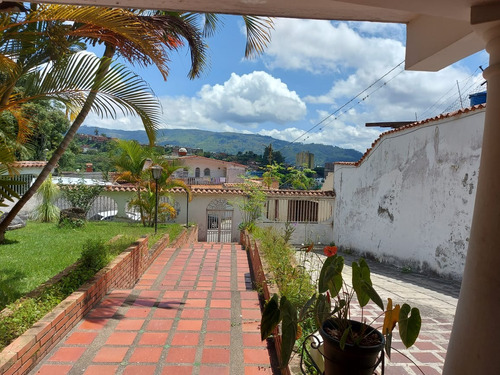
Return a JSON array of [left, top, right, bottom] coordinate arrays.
[[79, 126, 362, 165]]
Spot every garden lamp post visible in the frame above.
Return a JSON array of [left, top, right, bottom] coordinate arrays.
[[186, 191, 189, 228], [151, 165, 163, 235]]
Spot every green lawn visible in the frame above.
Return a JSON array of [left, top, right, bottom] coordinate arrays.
[[0, 221, 183, 309]]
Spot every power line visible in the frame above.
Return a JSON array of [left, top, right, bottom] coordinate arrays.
[[277, 60, 405, 152]]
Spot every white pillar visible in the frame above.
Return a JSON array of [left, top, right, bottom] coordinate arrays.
[[443, 13, 500, 375]]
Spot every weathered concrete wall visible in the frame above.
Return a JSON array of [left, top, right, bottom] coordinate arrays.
[[334, 108, 485, 280]]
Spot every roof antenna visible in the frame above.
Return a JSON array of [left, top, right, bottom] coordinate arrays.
[[479, 66, 487, 86]]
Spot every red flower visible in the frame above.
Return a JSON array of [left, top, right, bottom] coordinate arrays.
[[323, 245, 338, 257]]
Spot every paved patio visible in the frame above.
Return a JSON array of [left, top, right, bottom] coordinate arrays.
[[302, 250, 460, 375], [30, 242, 276, 375], [29, 242, 460, 375]]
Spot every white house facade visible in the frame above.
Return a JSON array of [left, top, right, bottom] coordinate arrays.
[[172, 156, 246, 185]]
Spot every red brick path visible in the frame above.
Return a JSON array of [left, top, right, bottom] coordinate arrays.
[[30, 243, 275, 375]]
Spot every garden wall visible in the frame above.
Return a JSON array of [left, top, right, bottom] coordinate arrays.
[[0, 226, 198, 375], [334, 107, 485, 280]]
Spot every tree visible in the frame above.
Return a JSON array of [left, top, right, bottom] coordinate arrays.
[[236, 179, 266, 231], [114, 140, 191, 226], [263, 144, 284, 166], [113, 139, 153, 225], [0, 6, 203, 240], [285, 165, 315, 190], [19, 101, 71, 161], [262, 162, 284, 188], [129, 158, 191, 227], [0, 5, 273, 241]]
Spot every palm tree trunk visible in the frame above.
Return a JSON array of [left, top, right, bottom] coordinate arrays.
[[0, 44, 116, 242]]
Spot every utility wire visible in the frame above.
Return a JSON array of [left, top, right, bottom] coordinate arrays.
[[277, 60, 405, 151]]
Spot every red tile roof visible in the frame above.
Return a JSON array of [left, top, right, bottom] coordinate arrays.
[[335, 104, 486, 168], [12, 161, 47, 168], [104, 184, 334, 197]]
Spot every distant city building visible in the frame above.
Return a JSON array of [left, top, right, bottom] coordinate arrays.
[[296, 151, 315, 169]]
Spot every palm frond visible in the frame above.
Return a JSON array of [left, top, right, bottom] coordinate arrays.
[[4, 53, 162, 145], [242, 16, 274, 59], [146, 13, 207, 79]]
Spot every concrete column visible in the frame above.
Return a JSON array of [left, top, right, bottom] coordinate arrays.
[[443, 13, 500, 375]]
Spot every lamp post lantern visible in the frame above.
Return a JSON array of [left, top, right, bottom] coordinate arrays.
[[151, 165, 163, 235]]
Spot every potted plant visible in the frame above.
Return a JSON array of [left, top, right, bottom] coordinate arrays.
[[260, 245, 421, 374]]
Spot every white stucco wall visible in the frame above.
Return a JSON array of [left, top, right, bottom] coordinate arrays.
[[259, 221, 334, 246], [334, 108, 485, 280]]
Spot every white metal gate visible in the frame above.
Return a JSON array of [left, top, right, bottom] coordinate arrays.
[[206, 199, 233, 242]]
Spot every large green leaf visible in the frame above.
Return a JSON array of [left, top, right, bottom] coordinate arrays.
[[279, 296, 297, 368], [352, 258, 384, 310], [318, 255, 343, 297], [398, 304, 421, 348], [260, 294, 281, 341]]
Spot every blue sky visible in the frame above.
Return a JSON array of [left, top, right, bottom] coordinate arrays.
[[85, 16, 488, 153]]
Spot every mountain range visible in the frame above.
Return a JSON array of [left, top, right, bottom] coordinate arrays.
[[78, 126, 363, 166]]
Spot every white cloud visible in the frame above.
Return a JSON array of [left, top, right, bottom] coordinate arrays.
[[160, 71, 306, 129], [261, 18, 486, 151], [84, 18, 487, 155], [84, 70, 307, 132], [259, 110, 383, 152], [263, 19, 404, 74]]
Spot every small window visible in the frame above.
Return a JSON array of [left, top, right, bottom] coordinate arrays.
[[287, 200, 318, 222], [195, 167, 200, 178], [204, 168, 210, 177]]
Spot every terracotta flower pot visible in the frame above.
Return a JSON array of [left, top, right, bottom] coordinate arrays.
[[319, 319, 385, 375]]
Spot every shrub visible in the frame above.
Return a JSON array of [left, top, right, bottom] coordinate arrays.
[[58, 207, 86, 228], [32, 174, 60, 223], [80, 238, 108, 271], [58, 178, 104, 213]]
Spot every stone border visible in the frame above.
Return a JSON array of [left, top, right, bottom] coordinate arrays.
[[240, 230, 292, 375], [0, 225, 198, 375]]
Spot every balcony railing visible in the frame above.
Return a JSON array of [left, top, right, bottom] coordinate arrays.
[[180, 177, 226, 185]]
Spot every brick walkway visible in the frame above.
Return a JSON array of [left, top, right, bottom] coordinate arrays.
[[30, 243, 275, 375]]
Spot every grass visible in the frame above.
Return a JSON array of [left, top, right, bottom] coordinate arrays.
[[0, 220, 182, 352], [0, 221, 182, 309]]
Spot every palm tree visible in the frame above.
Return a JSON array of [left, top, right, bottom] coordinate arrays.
[[114, 140, 192, 226], [0, 5, 273, 241], [0, 5, 207, 240], [113, 139, 153, 225]]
